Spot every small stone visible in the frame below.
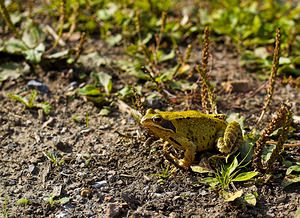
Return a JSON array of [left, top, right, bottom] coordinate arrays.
[[92, 180, 108, 188], [25, 120, 32, 125], [28, 164, 36, 173], [55, 212, 68, 218], [105, 203, 127, 218], [61, 127, 67, 134], [53, 185, 62, 197], [27, 80, 50, 94]]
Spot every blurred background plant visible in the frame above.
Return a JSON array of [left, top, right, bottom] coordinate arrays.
[[1, 0, 300, 106]]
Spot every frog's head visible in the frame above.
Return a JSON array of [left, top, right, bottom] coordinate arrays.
[[141, 109, 176, 138]]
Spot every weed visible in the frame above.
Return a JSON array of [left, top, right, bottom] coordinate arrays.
[[153, 164, 175, 184], [16, 198, 30, 206], [85, 112, 89, 127], [194, 26, 216, 113], [0, 0, 20, 37], [47, 0, 65, 52], [46, 194, 70, 207], [8, 90, 52, 115], [282, 162, 300, 187], [199, 151, 258, 191], [1, 196, 9, 218], [43, 151, 64, 166], [253, 103, 292, 172]]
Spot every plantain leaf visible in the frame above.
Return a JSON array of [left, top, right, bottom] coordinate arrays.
[[92, 72, 112, 94], [286, 163, 300, 175], [227, 157, 239, 176], [222, 190, 243, 202], [232, 171, 258, 182], [78, 84, 101, 96], [282, 174, 300, 187]]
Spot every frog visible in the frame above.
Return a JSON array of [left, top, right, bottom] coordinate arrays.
[[140, 109, 243, 170]]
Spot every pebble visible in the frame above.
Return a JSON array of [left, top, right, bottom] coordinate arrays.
[[55, 211, 68, 218], [27, 80, 50, 94], [28, 164, 36, 173], [92, 180, 108, 188], [67, 81, 78, 91], [105, 203, 127, 218]]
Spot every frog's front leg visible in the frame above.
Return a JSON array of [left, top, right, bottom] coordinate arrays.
[[163, 141, 196, 170], [216, 121, 243, 154]]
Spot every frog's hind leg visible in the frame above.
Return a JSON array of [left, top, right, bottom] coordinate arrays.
[[216, 121, 243, 154]]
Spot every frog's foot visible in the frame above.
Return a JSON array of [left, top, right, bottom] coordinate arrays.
[[163, 149, 191, 170], [163, 142, 191, 170], [178, 159, 191, 170], [216, 121, 243, 154]]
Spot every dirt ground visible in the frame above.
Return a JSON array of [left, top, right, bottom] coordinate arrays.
[[1, 41, 300, 218]]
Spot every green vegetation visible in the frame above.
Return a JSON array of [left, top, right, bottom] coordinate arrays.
[[45, 194, 70, 207], [1, 196, 9, 218], [153, 164, 176, 184], [8, 90, 51, 115], [43, 151, 64, 166], [16, 198, 30, 206], [199, 156, 258, 191]]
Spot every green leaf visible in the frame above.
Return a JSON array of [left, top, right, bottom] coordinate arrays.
[[16, 198, 30, 206], [252, 15, 261, 35], [7, 93, 30, 107], [232, 171, 258, 182], [0, 62, 30, 82], [199, 177, 219, 188], [78, 84, 101, 96], [261, 144, 276, 164], [227, 156, 239, 176], [282, 174, 300, 187], [24, 43, 45, 63], [78, 52, 110, 68], [118, 85, 133, 98], [158, 50, 175, 63], [93, 72, 113, 94], [22, 19, 44, 48], [86, 95, 106, 105], [57, 197, 70, 205], [96, 3, 118, 21], [222, 190, 243, 202], [37, 102, 52, 115], [106, 34, 122, 46], [243, 193, 257, 206], [191, 165, 214, 174], [46, 50, 69, 59], [99, 107, 110, 116], [4, 38, 28, 54], [141, 33, 153, 45], [279, 57, 292, 65], [292, 56, 300, 65], [286, 163, 300, 175]]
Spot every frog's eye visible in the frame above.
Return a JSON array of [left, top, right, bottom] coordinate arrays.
[[152, 115, 162, 123]]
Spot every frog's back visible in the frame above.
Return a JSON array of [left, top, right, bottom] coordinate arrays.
[[160, 110, 226, 122], [164, 110, 227, 151]]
